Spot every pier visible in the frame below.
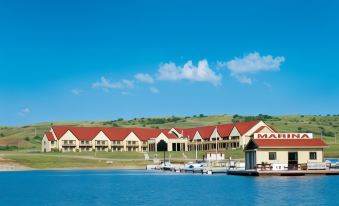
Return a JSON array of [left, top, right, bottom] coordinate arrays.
[[227, 169, 339, 176]]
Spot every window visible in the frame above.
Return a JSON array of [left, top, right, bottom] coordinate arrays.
[[269, 152, 276, 160], [310, 152, 317, 160], [51, 141, 54, 145]]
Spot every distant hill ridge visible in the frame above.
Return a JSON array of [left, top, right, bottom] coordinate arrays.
[[0, 114, 338, 150]]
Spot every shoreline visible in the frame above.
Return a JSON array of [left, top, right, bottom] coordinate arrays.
[[0, 165, 147, 172]]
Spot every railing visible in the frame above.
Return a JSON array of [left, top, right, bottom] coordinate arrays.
[[62, 142, 76, 146], [112, 143, 123, 146], [95, 143, 108, 146], [188, 140, 239, 145], [126, 143, 139, 146], [79, 142, 91, 146]]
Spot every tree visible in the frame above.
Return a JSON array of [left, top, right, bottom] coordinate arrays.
[[157, 140, 168, 164]]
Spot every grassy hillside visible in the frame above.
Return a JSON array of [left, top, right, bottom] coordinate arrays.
[[0, 114, 338, 151], [0, 114, 338, 169]]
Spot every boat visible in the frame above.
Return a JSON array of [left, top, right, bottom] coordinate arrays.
[[182, 162, 208, 173]]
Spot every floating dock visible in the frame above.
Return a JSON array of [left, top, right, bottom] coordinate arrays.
[[227, 169, 339, 176]]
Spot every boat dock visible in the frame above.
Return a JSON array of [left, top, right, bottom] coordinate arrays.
[[227, 169, 339, 176]]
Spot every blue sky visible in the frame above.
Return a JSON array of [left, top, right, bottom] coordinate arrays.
[[0, 0, 338, 125]]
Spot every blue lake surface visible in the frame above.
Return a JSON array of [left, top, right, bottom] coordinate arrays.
[[0, 170, 338, 206]]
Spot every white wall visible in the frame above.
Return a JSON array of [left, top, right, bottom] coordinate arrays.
[[124, 132, 141, 151]]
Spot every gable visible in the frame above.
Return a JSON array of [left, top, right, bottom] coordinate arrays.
[[229, 127, 241, 137], [59, 130, 78, 141], [209, 128, 222, 140], [93, 131, 110, 141], [155, 133, 169, 142], [193, 132, 202, 141], [124, 132, 141, 141]]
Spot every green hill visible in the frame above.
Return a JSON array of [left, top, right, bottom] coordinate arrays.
[[1, 114, 338, 154]]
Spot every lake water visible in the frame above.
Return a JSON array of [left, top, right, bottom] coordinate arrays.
[[0, 170, 338, 206]]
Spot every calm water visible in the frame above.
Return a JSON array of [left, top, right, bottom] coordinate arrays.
[[0, 170, 338, 206]]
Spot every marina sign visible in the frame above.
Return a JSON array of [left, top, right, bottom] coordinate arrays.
[[254, 133, 313, 139]]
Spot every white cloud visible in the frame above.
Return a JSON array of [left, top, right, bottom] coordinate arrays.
[[134, 73, 154, 84], [121, 79, 134, 89], [18, 108, 30, 117], [149, 87, 159, 93], [233, 74, 253, 84], [92, 77, 134, 91], [156, 60, 222, 86], [219, 52, 285, 84], [71, 89, 81, 95]]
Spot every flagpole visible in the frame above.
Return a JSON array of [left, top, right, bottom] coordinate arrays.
[[215, 126, 217, 160], [195, 139, 198, 162]]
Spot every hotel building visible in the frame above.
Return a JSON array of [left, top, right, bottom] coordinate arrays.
[[41, 120, 276, 152]]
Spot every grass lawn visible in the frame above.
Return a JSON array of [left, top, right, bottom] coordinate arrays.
[[1, 153, 151, 169]]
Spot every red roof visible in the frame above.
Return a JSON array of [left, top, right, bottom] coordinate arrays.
[[45, 132, 55, 141], [196, 126, 216, 139], [216, 123, 234, 137], [52, 126, 70, 139], [267, 124, 278, 132], [235, 120, 261, 135], [101, 128, 131, 141], [129, 128, 162, 141], [51, 126, 178, 141], [182, 128, 199, 140], [49, 120, 271, 142], [252, 138, 328, 147], [68, 127, 102, 141], [159, 129, 177, 139]]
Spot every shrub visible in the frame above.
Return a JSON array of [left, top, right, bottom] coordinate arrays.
[[112, 123, 119, 127], [323, 131, 335, 137], [0, 133, 4, 137], [24, 137, 30, 141], [0, 145, 18, 151]]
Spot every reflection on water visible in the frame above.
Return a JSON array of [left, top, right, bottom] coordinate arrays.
[[252, 176, 336, 206], [0, 170, 338, 206]]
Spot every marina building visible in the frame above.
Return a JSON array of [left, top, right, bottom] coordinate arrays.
[[41, 120, 275, 152], [244, 133, 328, 170]]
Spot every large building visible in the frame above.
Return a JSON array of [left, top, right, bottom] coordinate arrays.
[[41, 120, 276, 152]]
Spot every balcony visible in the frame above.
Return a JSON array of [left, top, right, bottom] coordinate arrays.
[[62, 142, 76, 146], [79, 142, 92, 146], [112, 142, 123, 146], [95, 142, 108, 146], [126, 143, 139, 146]]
